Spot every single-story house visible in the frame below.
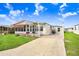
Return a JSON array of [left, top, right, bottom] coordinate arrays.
[[65, 24, 79, 34], [0, 20, 63, 36], [0, 25, 14, 34], [52, 25, 63, 34], [73, 24, 79, 34], [11, 20, 52, 36], [64, 27, 74, 32], [0, 25, 10, 34]]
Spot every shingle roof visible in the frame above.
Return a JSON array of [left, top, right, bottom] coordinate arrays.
[[12, 20, 33, 26]]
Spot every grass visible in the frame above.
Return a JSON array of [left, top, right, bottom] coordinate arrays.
[[64, 32, 79, 56], [0, 34, 37, 51]]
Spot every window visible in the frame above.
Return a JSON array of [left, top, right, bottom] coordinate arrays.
[[3, 27, 5, 31], [40, 26, 43, 31], [58, 28, 60, 32], [24, 25, 26, 31], [24, 28, 26, 31], [30, 26, 32, 31], [72, 28, 73, 30], [36, 28, 38, 31], [27, 29, 29, 32], [33, 28, 34, 31], [33, 26, 35, 31], [18, 28, 20, 31], [27, 25, 29, 32], [20, 28, 23, 31]]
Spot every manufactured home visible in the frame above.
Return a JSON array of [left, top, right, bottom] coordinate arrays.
[[0, 25, 10, 34], [52, 25, 63, 34], [0, 25, 15, 34], [65, 27, 74, 32], [73, 24, 79, 34], [65, 24, 79, 34], [11, 20, 52, 36], [0, 20, 63, 36]]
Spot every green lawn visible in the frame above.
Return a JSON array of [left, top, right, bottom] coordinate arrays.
[[0, 34, 37, 51], [64, 32, 79, 56]]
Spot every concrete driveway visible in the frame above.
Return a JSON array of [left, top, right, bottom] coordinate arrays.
[[0, 33, 66, 56]]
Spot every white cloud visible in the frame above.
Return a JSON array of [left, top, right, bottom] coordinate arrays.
[[58, 3, 77, 20], [10, 10, 21, 16], [0, 14, 6, 18], [8, 10, 25, 23], [60, 3, 67, 9], [33, 3, 44, 16], [0, 4, 25, 24], [5, 3, 13, 10], [59, 3, 67, 12], [0, 14, 15, 23], [9, 10, 24, 17], [60, 12, 77, 18], [34, 10, 39, 16]]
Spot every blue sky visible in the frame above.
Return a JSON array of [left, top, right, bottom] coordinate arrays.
[[0, 3, 79, 27]]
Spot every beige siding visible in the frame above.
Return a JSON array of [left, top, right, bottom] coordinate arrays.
[[43, 25, 51, 35]]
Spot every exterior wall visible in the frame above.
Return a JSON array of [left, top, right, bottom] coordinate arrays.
[[33, 24, 52, 36], [60, 27, 64, 34], [25, 25, 30, 32], [42, 25, 52, 35], [73, 25, 79, 34], [34, 24, 51, 36], [0, 26, 11, 34], [65, 25, 79, 34], [15, 31, 26, 35], [52, 26, 63, 34], [66, 28, 73, 32]]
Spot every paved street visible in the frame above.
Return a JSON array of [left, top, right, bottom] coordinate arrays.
[[0, 33, 66, 56]]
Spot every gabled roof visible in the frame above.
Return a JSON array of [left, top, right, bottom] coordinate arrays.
[[11, 20, 51, 26], [12, 20, 33, 26]]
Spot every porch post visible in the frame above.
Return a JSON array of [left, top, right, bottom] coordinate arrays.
[[29, 25, 30, 34], [26, 25, 27, 32], [38, 22, 40, 37]]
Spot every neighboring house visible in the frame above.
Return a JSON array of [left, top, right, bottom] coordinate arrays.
[[73, 24, 79, 34], [52, 26, 63, 34], [0, 25, 15, 35], [0, 25, 12, 34], [65, 27, 74, 32], [65, 24, 79, 34]]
